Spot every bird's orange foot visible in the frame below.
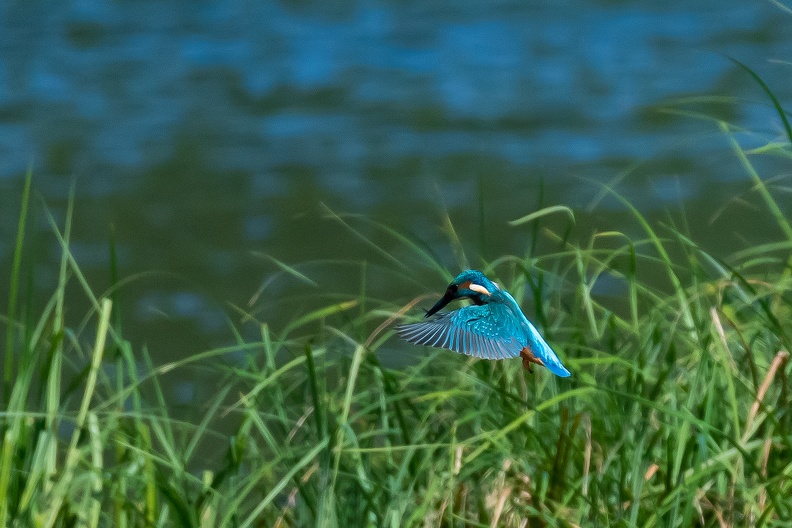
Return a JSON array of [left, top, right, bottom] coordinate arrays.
[[522, 357, 534, 373], [520, 348, 545, 374]]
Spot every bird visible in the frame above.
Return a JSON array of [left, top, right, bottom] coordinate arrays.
[[396, 270, 571, 377]]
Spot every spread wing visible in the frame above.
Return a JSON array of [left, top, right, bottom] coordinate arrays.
[[396, 303, 523, 360]]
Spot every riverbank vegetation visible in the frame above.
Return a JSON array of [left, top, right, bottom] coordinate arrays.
[[3, 91, 792, 528]]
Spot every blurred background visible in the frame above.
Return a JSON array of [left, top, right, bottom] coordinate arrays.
[[1, 0, 790, 406]]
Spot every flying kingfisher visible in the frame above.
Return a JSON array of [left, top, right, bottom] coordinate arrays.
[[396, 270, 571, 377]]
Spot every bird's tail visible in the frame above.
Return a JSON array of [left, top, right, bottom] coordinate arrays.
[[525, 322, 571, 377]]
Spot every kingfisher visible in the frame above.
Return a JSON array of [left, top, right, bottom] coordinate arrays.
[[396, 270, 571, 377]]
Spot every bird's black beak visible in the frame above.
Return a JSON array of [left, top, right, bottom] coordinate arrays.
[[424, 285, 457, 318]]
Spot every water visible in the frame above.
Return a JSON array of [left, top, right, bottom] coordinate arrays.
[[1, 0, 791, 405]]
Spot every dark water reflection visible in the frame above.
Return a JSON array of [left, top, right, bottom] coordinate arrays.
[[1, 0, 791, 407]]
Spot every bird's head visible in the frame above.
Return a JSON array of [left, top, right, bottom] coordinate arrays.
[[425, 270, 501, 317]]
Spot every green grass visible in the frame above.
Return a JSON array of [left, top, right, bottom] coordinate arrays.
[[3, 103, 792, 526]]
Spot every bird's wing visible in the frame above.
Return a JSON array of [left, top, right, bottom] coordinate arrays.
[[396, 304, 523, 360]]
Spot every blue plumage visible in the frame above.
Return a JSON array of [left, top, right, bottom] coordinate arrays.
[[396, 270, 571, 377]]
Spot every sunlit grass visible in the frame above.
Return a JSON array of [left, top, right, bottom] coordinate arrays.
[[3, 106, 792, 526]]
